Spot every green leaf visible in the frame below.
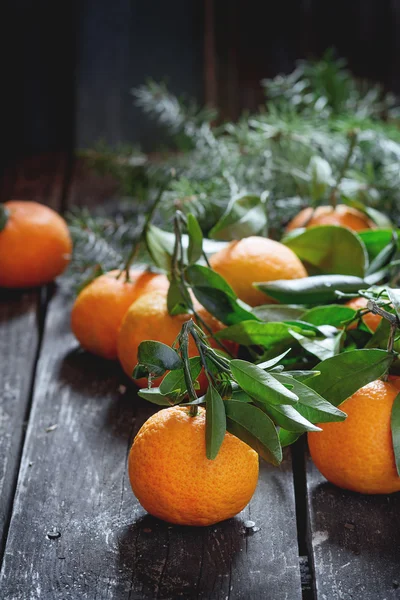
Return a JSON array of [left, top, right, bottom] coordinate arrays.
[[274, 374, 347, 423], [224, 401, 282, 465], [279, 429, 301, 447], [256, 349, 291, 370], [145, 224, 174, 271], [260, 402, 321, 432], [0, 205, 9, 232], [283, 225, 367, 276], [137, 341, 183, 376], [209, 194, 268, 240], [358, 229, 396, 261], [187, 213, 203, 264], [187, 264, 257, 326], [256, 274, 366, 305], [391, 392, 400, 477], [308, 156, 333, 200], [205, 385, 227, 459], [387, 288, 400, 322], [289, 328, 343, 361], [230, 359, 298, 405], [305, 349, 394, 406], [366, 232, 398, 277], [216, 320, 304, 346], [284, 370, 321, 381], [138, 387, 174, 406], [301, 305, 357, 327], [159, 356, 202, 396], [167, 280, 191, 315], [253, 304, 305, 322]]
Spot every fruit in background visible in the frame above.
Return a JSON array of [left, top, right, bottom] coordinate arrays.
[[286, 205, 373, 233], [345, 296, 382, 333], [128, 406, 259, 526], [71, 270, 169, 360], [209, 236, 307, 306], [117, 289, 232, 389], [0, 200, 72, 288], [308, 379, 400, 494]]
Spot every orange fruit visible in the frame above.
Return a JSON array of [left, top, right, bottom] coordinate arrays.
[[0, 200, 72, 288], [345, 297, 381, 332], [117, 289, 231, 388], [286, 204, 373, 233], [308, 379, 400, 494], [71, 270, 169, 360], [209, 236, 307, 306], [128, 406, 259, 525]]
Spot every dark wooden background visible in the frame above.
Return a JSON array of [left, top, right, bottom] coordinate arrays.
[[3, 0, 400, 164]]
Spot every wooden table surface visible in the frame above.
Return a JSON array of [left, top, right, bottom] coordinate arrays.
[[0, 155, 399, 600]]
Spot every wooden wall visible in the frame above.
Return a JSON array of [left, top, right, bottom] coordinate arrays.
[[2, 0, 400, 163]]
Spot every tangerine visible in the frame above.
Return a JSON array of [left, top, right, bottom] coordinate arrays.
[[71, 270, 168, 360], [117, 289, 230, 388], [286, 204, 373, 233], [308, 379, 400, 494], [0, 200, 72, 288], [209, 236, 307, 306], [128, 406, 259, 525]]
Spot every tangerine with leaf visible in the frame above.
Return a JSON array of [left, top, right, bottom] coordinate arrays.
[[210, 236, 307, 306], [286, 204, 373, 233]]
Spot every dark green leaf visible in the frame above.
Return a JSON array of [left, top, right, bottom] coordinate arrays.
[[137, 341, 183, 376], [366, 232, 398, 277], [289, 328, 343, 361], [167, 280, 191, 315], [260, 402, 321, 432], [256, 274, 366, 304], [138, 387, 174, 406], [209, 194, 267, 240], [253, 304, 305, 322], [187, 213, 203, 264], [145, 224, 173, 271], [274, 374, 347, 423], [224, 401, 282, 465], [305, 349, 394, 406], [159, 356, 202, 396], [301, 305, 356, 327], [230, 359, 298, 405], [187, 264, 257, 326], [205, 385, 227, 459], [256, 349, 291, 370], [391, 393, 400, 477], [0, 205, 9, 232], [132, 364, 149, 379], [284, 225, 367, 276]]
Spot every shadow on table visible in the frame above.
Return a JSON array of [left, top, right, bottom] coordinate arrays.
[[117, 513, 244, 598]]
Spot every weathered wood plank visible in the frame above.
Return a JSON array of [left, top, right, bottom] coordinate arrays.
[[0, 291, 302, 599], [0, 154, 66, 558], [306, 456, 400, 600]]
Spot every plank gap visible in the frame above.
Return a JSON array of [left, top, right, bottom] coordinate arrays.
[[291, 438, 315, 600]]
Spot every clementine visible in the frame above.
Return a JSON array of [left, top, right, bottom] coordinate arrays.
[[286, 204, 373, 233], [128, 406, 259, 525], [209, 236, 307, 306], [71, 270, 168, 360], [117, 289, 230, 388], [0, 200, 72, 288], [308, 379, 400, 494]]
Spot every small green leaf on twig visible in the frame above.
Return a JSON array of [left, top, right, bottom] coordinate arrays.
[[136, 341, 183, 377], [205, 385, 226, 459], [187, 213, 203, 264], [391, 393, 400, 477]]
